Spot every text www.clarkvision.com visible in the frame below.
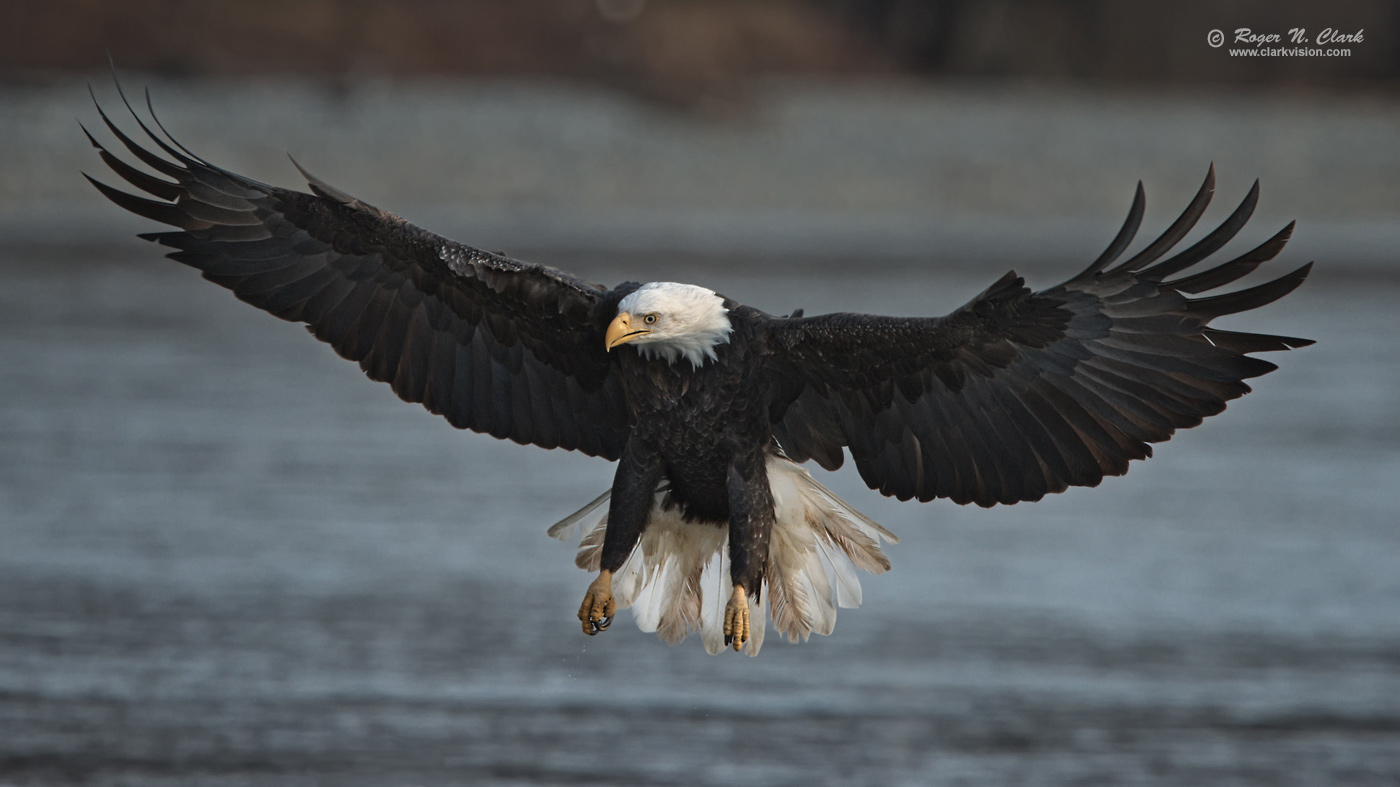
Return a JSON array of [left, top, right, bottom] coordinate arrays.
[[1208, 27, 1361, 57]]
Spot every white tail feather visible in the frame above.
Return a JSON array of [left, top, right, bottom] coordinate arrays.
[[545, 488, 611, 543], [547, 455, 895, 656]]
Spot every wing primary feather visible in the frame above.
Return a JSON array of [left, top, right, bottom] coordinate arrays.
[[108, 71, 200, 169], [144, 87, 216, 168], [1143, 180, 1259, 282], [1036, 374, 1137, 470], [288, 155, 356, 204], [1089, 354, 1241, 412], [1171, 221, 1294, 294], [88, 84, 186, 180], [81, 123, 182, 202], [1076, 181, 1145, 278], [1201, 328, 1314, 352], [83, 174, 207, 230], [1072, 368, 1187, 435], [1109, 164, 1215, 273], [1185, 263, 1313, 319]]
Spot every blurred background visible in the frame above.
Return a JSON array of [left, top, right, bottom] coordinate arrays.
[[2, 2, 1398, 785]]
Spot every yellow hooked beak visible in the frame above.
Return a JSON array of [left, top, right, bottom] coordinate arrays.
[[605, 312, 651, 351]]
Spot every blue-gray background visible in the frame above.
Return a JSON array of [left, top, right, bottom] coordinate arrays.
[[2, 3, 1399, 785]]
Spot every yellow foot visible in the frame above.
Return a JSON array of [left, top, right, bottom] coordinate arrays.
[[723, 584, 750, 651], [577, 570, 617, 636]]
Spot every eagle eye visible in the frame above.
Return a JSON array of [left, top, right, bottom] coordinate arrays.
[[644, 313, 659, 325]]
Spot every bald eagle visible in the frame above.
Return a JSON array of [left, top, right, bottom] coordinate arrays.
[[84, 87, 1312, 655]]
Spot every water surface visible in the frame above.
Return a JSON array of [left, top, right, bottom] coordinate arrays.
[[1, 249, 1396, 785]]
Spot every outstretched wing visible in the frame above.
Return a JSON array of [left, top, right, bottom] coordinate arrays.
[[84, 85, 630, 459], [769, 167, 1313, 507]]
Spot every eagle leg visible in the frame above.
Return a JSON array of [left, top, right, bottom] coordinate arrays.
[[578, 569, 617, 635], [723, 584, 750, 650]]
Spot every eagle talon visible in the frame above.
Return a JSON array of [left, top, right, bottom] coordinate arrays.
[[577, 570, 616, 637], [723, 584, 750, 652]]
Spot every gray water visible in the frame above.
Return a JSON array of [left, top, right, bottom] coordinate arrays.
[[1, 246, 1397, 786]]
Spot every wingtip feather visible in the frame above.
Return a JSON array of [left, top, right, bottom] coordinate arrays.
[[1077, 180, 1146, 279], [288, 154, 355, 203], [1108, 164, 1217, 275]]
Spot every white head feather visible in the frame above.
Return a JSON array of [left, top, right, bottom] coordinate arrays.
[[616, 282, 733, 367]]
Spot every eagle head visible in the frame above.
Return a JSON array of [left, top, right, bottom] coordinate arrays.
[[606, 282, 733, 367]]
